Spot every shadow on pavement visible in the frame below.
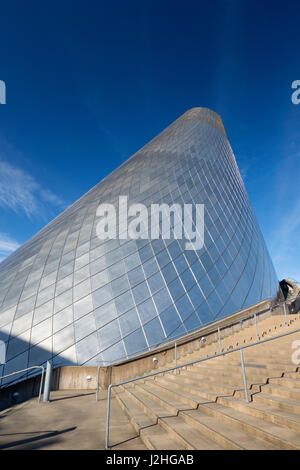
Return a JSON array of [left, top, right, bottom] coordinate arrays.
[[0, 426, 77, 449]]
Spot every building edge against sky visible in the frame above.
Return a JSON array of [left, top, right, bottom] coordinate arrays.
[[0, 107, 279, 385]]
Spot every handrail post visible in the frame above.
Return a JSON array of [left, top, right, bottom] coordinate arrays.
[[283, 301, 289, 326], [106, 384, 113, 449], [218, 328, 222, 353], [96, 365, 100, 401], [240, 349, 249, 403], [254, 314, 259, 341], [39, 368, 45, 402], [174, 342, 177, 375], [42, 361, 52, 403]]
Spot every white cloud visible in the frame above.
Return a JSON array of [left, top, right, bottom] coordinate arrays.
[[0, 232, 20, 262], [0, 159, 65, 218]]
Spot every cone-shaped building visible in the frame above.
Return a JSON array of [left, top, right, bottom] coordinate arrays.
[[0, 108, 278, 383]]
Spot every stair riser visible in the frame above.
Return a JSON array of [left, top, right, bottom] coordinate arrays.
[[113, 390, 143, 435], [148, 379, 199, 408], [179, 412, 242, 450], [194, 363, 287, 376], [266, 387, 300, 400], [164, 374, 242, 393], [160, 375, 237, 396], [217, 397, 300, 433], [156, 377, 225, 401], [268, 378, 300, 389], [186, 364, 276, 382], [284, 371, 300, 379], [182, 370, 268, 387], [253, 394, 300, 415], [197, 404, 298, 450], [158, 419, 195, 450], [120, 386, 160, 423], [219, 361, 296, 371], [139, 430, 156, 450], [114, 388, 189, 451], [133, 383, 179, 415]]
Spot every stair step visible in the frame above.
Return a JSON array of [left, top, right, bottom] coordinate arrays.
[[134, 381, 196, 413], [177, 370, 245, 388], [114, 385, 226, 450], [226, 360, 296, 370], [113, 387, 157, 430], [266, 385, 300, 400], [186, 364, 273, 382], [194, 362, 287, 376], [157, 375, 238, 399], [180, 408, 277, 450], [159, 416, 225, 450], [139, 425, 187, 450], [181, 368, 268, 387], [165, 372, 241, 393], [199, 402, 300, 450], [150, 377, 216, 406], [218, 396, 300, 433], [125, 383, 180, 416], [284, 371, 300, 379], [269, 378, 300, 389], [253, 392, 300, 415]]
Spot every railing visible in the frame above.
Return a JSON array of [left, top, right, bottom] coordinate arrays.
[[95, 299, 289, 399], [0, 366, 45, 402], [105, 325, 300, 449]]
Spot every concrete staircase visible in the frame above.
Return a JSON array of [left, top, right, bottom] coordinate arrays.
[[113, 313, 300, 450]]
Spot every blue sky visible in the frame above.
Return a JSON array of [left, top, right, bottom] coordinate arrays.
[[0, 0, 299, 282]]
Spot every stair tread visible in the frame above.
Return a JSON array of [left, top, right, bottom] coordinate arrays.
[[114, 388, 156, 427], [194, 362, 287, 373], [158, 375, 238, 395], [124, 385, 177, 416], [201, 402, 300, 447], [221, 396, 300, 425], [149, 378, 216, 405], [180, 370, 267, 388], [181, 409, 277, 450], [138, 380, 199, 409], [187, 365, 275, 381], [160, 416, 226, 450], [267, 384, 300, 394], [253, 392, 300, 410], [270, 378, 300, 385], [178, 371, 245, 386], [140, 425, 187, 450]]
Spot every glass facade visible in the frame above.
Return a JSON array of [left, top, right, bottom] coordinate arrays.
[[0, 107, 279, 384]]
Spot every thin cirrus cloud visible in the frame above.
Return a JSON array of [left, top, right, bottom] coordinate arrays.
[[0, 157, 66, 263], [0, 158, 66, 218], [0, 232, 20, 263]]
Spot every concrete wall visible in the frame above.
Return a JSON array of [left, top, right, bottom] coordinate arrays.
[[0, 374, 42, 411]]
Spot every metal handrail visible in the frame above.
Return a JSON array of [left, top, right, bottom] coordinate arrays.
[[0, 366, 45, 402], [105, 325, 300, 449]]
